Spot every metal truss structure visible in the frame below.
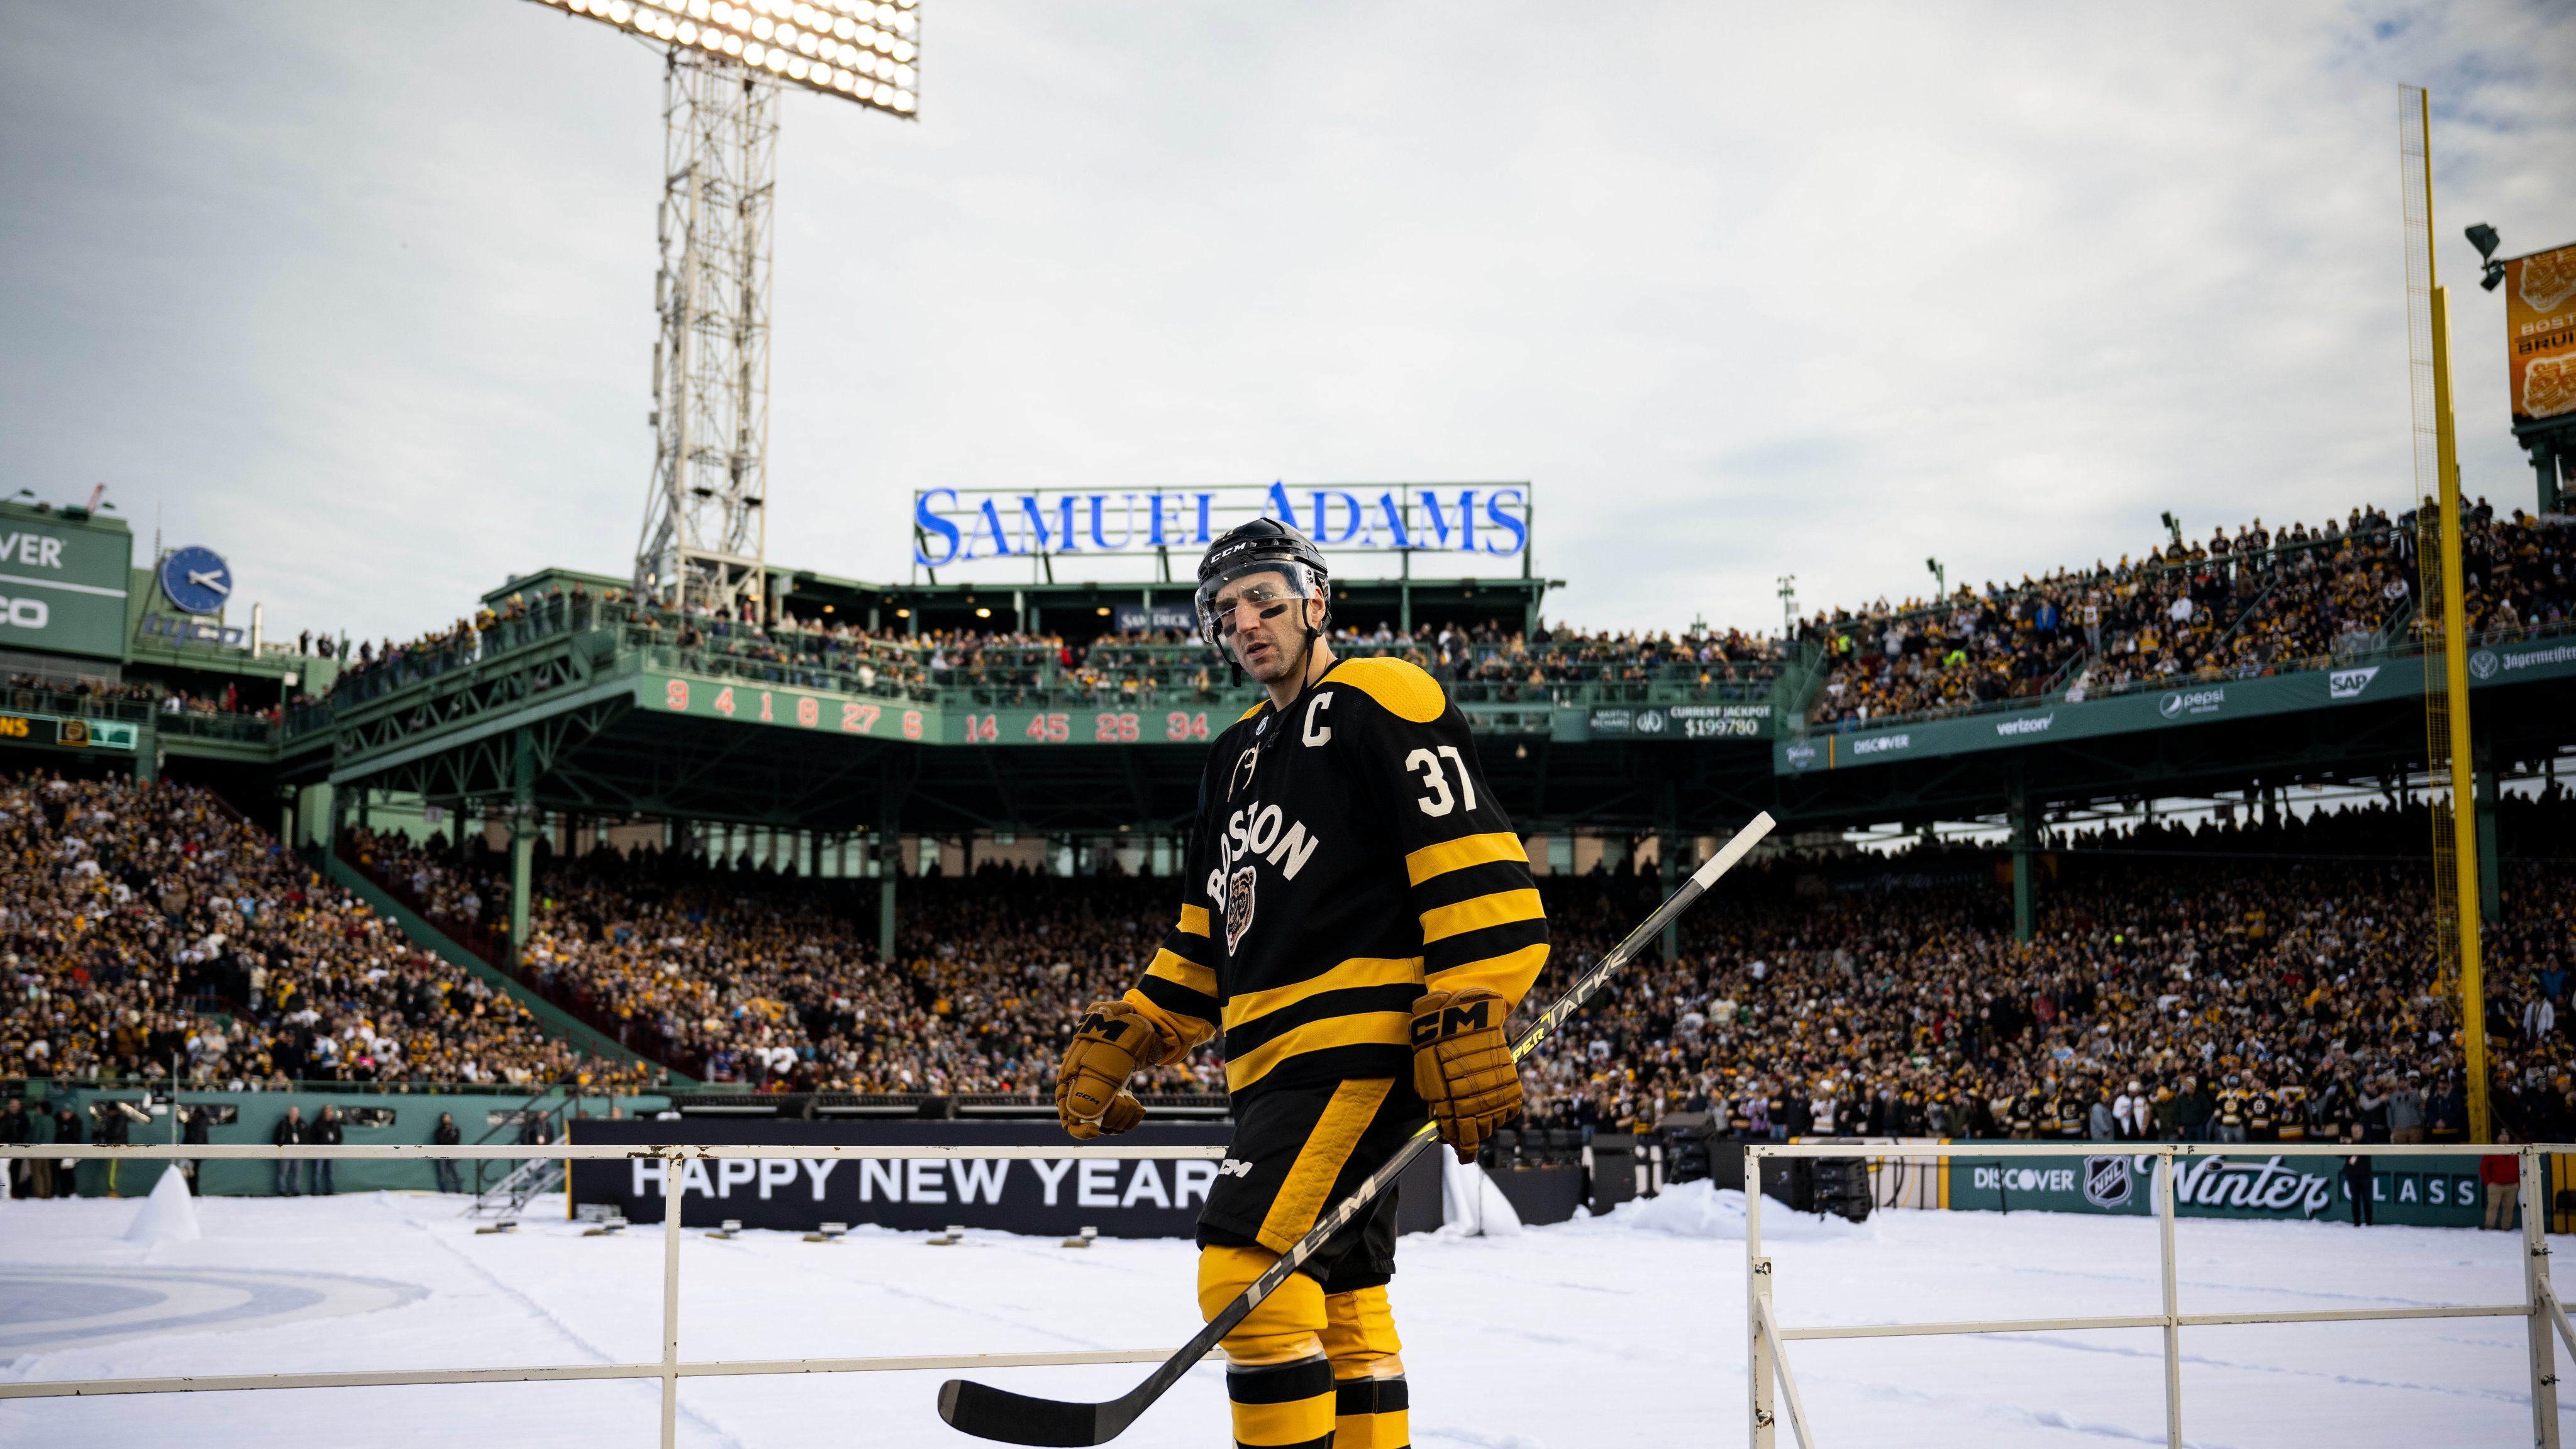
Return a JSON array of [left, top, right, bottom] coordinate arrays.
[[638, 50, 779, 617]]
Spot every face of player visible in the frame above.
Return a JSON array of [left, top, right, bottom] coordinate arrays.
[[1213, 569, 1324, 684]]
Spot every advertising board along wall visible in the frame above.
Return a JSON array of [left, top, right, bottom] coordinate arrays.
[[570, 1119, 1248, 1237], [0, 502, 132, 661], [1945, 1149, 2505, 1228], [1777, 636, 2576, 775]]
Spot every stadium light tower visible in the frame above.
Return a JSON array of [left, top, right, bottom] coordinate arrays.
[[521, 0, 919, 616]]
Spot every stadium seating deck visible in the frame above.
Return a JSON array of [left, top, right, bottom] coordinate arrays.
[[8, 497, 2572, 1150]]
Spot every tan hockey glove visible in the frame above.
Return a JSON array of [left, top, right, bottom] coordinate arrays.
[[1055, 1000, 1160, 1140], [1409, 987, 1522, 1163]]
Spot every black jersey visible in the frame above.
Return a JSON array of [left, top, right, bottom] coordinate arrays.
[[1121, 656, 1548, 1102]]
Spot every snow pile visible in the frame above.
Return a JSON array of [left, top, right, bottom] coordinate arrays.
[[123, 1167, 199, 1243], [1582, 1180, 1870, 1241], [1439, 1157, 1523, 1237]]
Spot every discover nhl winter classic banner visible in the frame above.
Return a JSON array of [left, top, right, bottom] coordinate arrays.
[[1945, 1151, 2503, 1227]]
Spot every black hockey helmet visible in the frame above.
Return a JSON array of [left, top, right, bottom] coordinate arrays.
[[1193, 518, 1331, 648]]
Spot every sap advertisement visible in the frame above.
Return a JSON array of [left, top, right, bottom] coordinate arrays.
[[570, 1121, 1238, 1237], [913, 482, 1531, 569]]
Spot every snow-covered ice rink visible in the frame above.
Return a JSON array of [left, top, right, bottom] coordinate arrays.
[[3, 1184, 2563, 1447]]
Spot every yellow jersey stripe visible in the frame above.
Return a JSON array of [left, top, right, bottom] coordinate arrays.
[[1177, 903, 1212, 937], [1402, 831, 1527, 887], [1423, 940, 1550, 1008], [1221, 956, 1423, 1033], [1120, 987, 1214, 1058], [1258, 1077, 1394, 1252], [1418, 888, 1544, 945], [1145, 948, 1218, 999], [1224, 1013, 1412, 1094]]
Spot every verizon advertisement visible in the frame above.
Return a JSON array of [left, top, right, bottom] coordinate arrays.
[[567, 1121, 1235, 1236]]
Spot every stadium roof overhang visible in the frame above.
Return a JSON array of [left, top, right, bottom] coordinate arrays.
[[310, 649, 1774, 837]]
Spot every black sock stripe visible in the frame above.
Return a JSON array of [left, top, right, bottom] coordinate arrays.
[[1227, 1357, 1335, 1405], [1233, 1436, 1334, 1449], [1334, 1375, 1410, 1416]]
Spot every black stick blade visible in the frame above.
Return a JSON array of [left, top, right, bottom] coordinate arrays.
[[938, 1377, 1114, 1446]]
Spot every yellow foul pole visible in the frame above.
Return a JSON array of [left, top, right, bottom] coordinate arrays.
[[2431, 284, 2490, 1143], [2404, 85, 2489, 1142]]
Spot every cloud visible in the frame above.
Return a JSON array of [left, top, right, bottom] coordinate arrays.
[[0, 0, 2567, 643]]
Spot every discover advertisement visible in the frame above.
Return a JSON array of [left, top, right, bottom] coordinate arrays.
[[1944, 1150, 2504, 1228], [0, 502, 133, 661]]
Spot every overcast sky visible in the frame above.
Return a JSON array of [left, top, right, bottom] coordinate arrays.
[[3, 1, 2570, 646]]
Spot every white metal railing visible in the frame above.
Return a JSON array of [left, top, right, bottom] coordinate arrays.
[[0, 1141, 1228, 1447], [1743, 1140, 2576, 1449]]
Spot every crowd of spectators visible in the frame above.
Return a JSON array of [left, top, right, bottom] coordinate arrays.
[[295, 497, 2573, 743], [1806, 499, 2576, 729], [5, 672, 155, 706], [0, 774, 648, 1092], [350, 832, 1223, 1094], [196, 490, 2576, 1121], [3, 671, 269, 723], [333, 780, 2576, 1152], [1518, 786, 2576, 1148]]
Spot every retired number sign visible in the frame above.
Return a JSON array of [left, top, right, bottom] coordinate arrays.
[[644, 673, 1215, 747], [960, 709, 1211, 745], [652, 675, 924, 741]]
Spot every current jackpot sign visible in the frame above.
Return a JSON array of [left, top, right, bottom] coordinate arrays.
[[2505, 240, 2576, 426]]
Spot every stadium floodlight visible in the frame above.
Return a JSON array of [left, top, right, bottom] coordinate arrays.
[[2465, 222, 2505, 292], [519, 0, 919, 615], [529, 0, 919, 116]]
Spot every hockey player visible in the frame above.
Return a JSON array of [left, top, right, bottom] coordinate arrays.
[[1055, 519, 1547, 1449]]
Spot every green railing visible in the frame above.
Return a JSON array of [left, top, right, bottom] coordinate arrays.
[[304, 599, 1796, 730], [1, 683, 279, 745]]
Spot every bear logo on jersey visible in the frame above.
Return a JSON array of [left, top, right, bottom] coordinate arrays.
[[1224, 865, 1257, 954]]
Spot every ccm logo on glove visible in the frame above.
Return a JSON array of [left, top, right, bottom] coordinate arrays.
[[1410, 997, 1494, 1046], [1409, 987, 1522, 1163]]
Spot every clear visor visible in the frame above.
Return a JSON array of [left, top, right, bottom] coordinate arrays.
[[1194, 560, 1322, 647]]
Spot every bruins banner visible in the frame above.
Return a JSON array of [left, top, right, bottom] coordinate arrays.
[[2506, 241, 2576, 426]]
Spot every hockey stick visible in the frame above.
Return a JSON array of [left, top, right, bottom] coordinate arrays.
[[938, 811, 1778, 1445]]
